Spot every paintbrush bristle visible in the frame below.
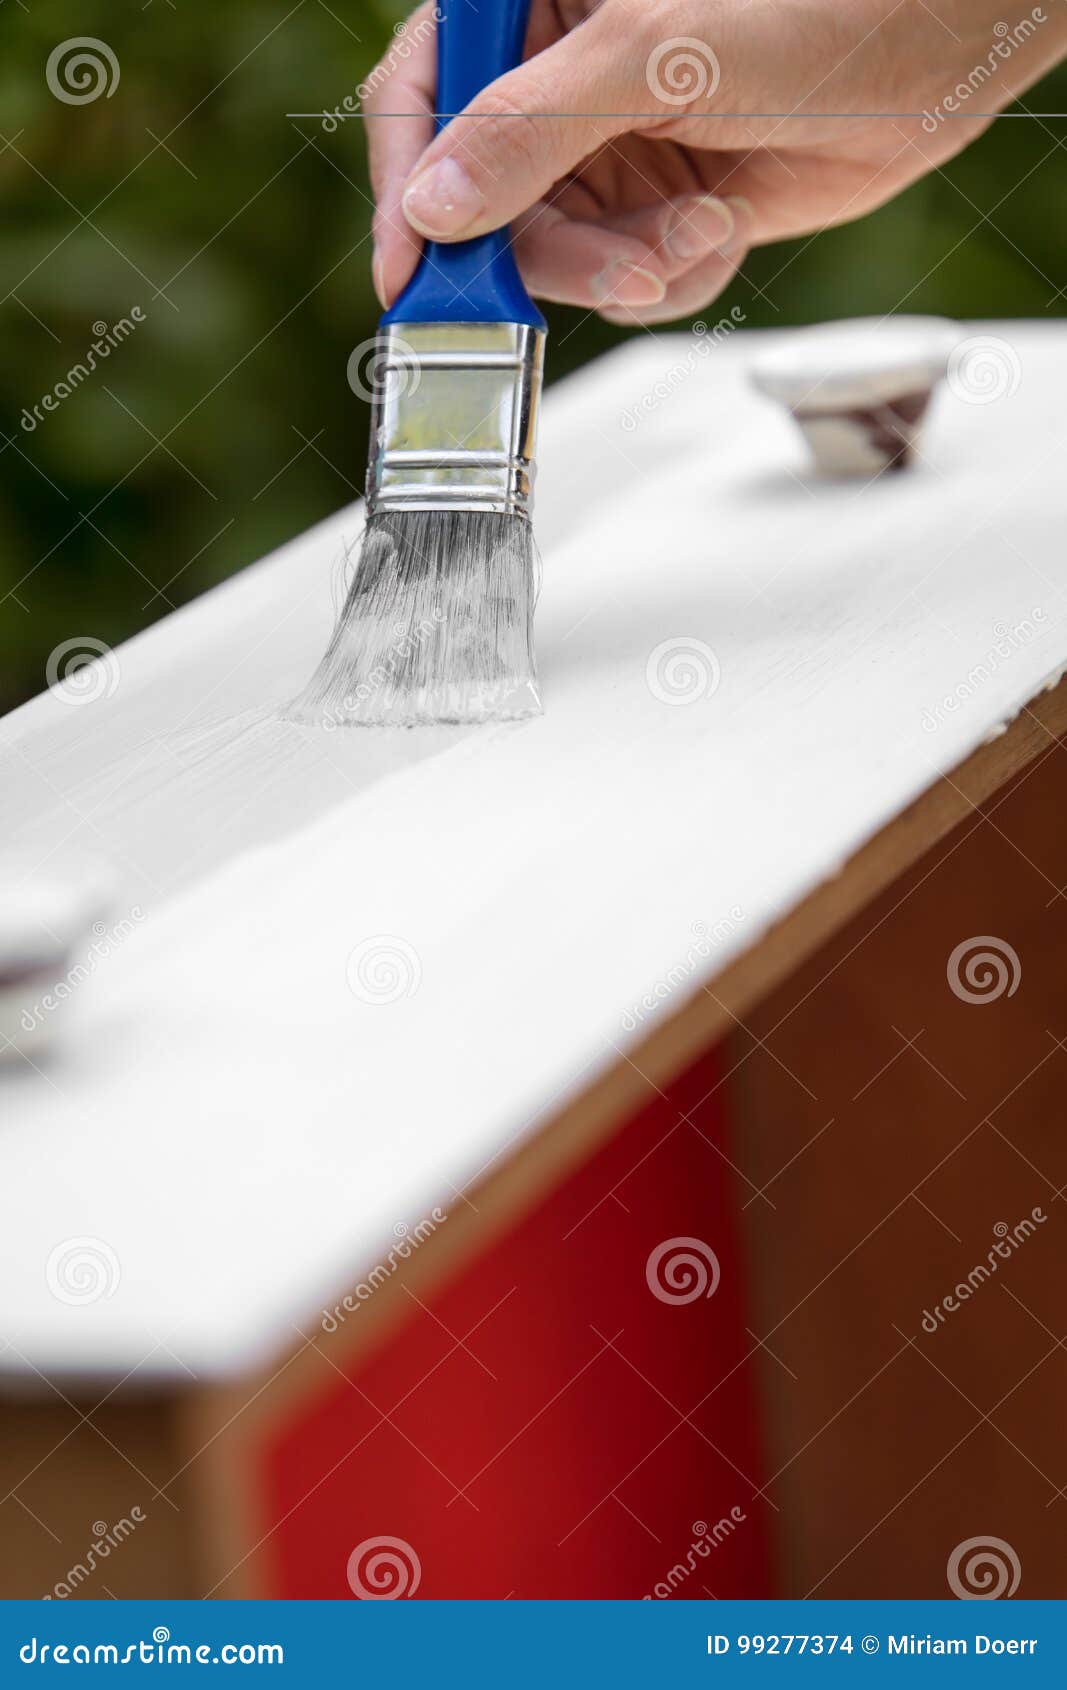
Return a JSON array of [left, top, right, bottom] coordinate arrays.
[[289, 510, 541, 729]]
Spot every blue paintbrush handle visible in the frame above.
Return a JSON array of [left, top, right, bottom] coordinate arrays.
[[382, 0, 545, 328]]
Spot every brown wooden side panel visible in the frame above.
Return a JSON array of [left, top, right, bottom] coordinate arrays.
[[0, 1395, 195, 1598], [729, 738, 1067, 1597]]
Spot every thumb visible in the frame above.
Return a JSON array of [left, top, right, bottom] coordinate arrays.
[[400, 16, 637, 241]]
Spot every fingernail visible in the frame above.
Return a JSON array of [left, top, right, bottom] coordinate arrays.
[[721, 195, 755, 252], [667, 194, 735, 262], [402, 157, 484, 237], [595, 261, 667, 308], [372, 249, 387, 309]]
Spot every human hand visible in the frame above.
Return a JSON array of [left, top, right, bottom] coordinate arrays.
[[366, 0, 1065, 324]]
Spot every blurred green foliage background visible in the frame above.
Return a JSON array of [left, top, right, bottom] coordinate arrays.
[[1, 2, 1064, 711]]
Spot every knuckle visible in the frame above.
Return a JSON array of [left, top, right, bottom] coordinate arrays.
[[469, 84, 553, 178], [634, 0, 694, 52]]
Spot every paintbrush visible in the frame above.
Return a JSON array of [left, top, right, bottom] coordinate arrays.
[[296, 0, 546, 728]]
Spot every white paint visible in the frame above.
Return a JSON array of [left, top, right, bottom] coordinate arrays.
[[2, 323, 1065, 1384]]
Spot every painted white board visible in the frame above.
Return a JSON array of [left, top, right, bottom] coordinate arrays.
[[1, 323, 1065, 1383]]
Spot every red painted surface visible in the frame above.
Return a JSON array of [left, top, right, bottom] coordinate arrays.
[[264, 1045, 774, 1598]]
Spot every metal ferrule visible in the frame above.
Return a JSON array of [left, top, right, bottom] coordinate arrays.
[[366, 322, 545, 519]]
